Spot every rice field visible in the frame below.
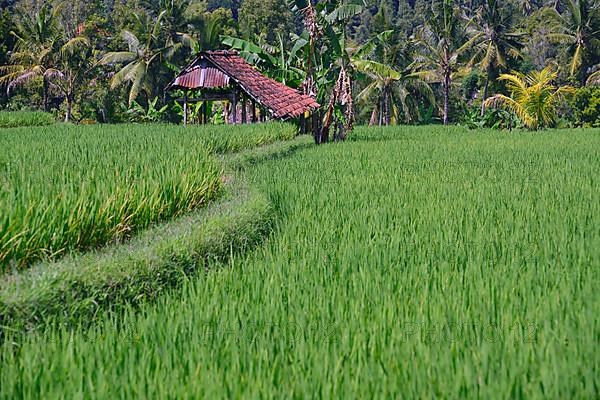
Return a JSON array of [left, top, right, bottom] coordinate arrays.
[[0, 111, 55, 128], [0, 123, 295, 271], [1, 126, 599, 398]]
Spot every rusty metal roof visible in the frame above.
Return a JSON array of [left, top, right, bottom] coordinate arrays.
[[170, 65, 230, 89], [166, 51, 320, 120]]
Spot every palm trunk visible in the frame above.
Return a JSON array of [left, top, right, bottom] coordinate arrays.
[[65, 94, 73, 123], [480, 66, 491, 116], [580, 58, 587, 87], [369, 107, 378, 126], [384, 90, 391, 126], [443, 71, 450, 125], [379, 97, 384, 126], [43, 77, 49, 112]]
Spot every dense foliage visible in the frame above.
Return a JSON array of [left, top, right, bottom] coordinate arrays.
[[0, 0, 599, 130], [2, 126, 598, 397]]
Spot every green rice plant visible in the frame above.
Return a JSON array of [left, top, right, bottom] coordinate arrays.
[[0, 122, 296, 271], [1, 126, 598, 398], [0, 138, 310, 334], [0, 111, 55, 128]]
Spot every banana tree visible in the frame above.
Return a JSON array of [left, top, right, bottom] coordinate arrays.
[[221, 33, 306, 88], [288, 0, 364, 142]]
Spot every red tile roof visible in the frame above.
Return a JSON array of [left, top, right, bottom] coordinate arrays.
[[167, 51, 320, 120]]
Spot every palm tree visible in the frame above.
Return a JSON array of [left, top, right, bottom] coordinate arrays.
[[544, 0, 600, 85], [45, 37, 96, 122], [352, 31, 434, 125], [0, 4, 61, 111], [143, 0, 200, 51], [483, 67, 575, 130], [464, 0, 523, 115], [355, 59, 434, 126], [413, 0, 469, 125], [100, 11, 177, 105], [193, 10, 231, 52]]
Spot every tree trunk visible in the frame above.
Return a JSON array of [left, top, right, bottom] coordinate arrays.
[[43, 77, 49, 112], [384, 91, 391, 126], [480, 66, 491, 116], [369, 106, 378, 126], [443, 71, 450, 125], [379, 97, 384, 126], [65, 95, 73, 123], [580, 58, 587, 87]]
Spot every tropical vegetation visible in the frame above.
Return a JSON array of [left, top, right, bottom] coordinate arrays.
[[483, 67, 575, 129], [1, 2, 599, 397], [0, 0, 599, 132]]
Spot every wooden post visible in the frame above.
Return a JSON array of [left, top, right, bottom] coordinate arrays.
[[183, 91, 188, 127], [232, 91, 238, 125], [300, 113, 306, 135], [204, 101, 209, 124], [241, 95, 247, 124], [252, 100, 257, 123]]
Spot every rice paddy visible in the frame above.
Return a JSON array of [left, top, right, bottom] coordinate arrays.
[[1, 125, 599, 398], [0, 123, 295, 271]]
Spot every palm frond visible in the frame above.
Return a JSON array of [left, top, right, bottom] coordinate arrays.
[[100, 52, 137, 65], [127, 62, 148, 105], [352, 59, 401, 80], [121, 30, 141, 54], [586, 69, 600, 86]]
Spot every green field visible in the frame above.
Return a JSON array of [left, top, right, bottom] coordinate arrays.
[[0, 111, 56, 129], [1, 126, 599, 398], [0, 123, 294, 271]]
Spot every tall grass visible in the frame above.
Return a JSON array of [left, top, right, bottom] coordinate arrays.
[[1, 126, 599, 398], [0, 123, 295, 271], [0, 111, 55, 128]]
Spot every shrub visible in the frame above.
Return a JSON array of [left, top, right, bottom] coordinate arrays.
[[571, 87, 600, 128]]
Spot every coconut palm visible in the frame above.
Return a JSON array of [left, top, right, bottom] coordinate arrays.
[[483, 67, 575, 130], [0, 4, 61, 110], [100, 10, 178, 105], [413, 0, 470, 125], [464, 0, 523, 114], [355, 59, 434, 125], [45, 37, 96, 122], [352, 31, 434, 125], [544, 0, 600, 85], [143, 0, 200, 50]]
